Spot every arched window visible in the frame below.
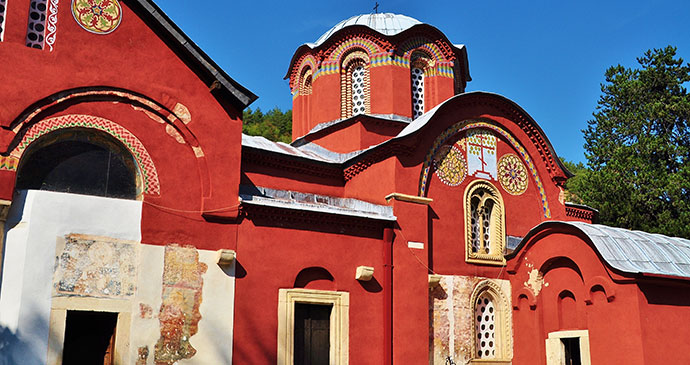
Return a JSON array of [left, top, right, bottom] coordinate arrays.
[[410, 52, 432, 119], [16, 129, 140, 199], [351, 65, 366, 115], [475, 292, 496, 358], [471, 280, 512, 362], [411, 67, 424, 119], [340, 50, 370, 118], [300, 67, 313, 96], [464, 180, 505, 265]]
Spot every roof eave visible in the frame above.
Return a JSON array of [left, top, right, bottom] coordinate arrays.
[[128, 0, 258, 109]]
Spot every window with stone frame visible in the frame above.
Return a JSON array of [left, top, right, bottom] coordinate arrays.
[[464, 180, 506, 265], [470, 280, 513, 363], [340, 50, 370, 119]]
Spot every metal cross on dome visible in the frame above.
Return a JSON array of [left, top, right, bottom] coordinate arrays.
[[374, 2, 379, 13]]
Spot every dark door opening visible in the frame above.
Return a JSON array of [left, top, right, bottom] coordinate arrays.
[[62, 310, 118, 365], [562, 337, 581, 365], [294, 303, 332, 365]]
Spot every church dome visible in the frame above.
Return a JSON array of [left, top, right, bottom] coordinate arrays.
[[312, 13, 422, 46]]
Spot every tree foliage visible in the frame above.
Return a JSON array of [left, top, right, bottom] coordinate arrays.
[[242, 107, 292, 143], [573, 46, 690, 237]]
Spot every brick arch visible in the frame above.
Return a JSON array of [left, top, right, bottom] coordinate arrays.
[[5, 114, 161, 196], [399, 37, 446, 62], [328, 37, 382, 63], [4, 87, 215, 203], [291, 55, 317, 92]]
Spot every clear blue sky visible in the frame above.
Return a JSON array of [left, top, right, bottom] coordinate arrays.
[[156, 0, 690, 164]]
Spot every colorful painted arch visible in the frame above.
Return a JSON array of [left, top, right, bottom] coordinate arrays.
[[420, 119, 551, 218], [6, 114, 161, 196]]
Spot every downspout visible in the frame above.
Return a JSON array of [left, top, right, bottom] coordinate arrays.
[[383, 227, 394, 364]]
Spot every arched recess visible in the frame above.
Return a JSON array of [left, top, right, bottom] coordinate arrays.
[[513, 287, 537, 310], [418, 118, 551, 218], [293, 266, 336, 291], [584, 276, 616, 304], [539, 256, 584, 283], [0, 87, 213, 204], [469, 280, 513, 361], [10, 114, 159, 196]]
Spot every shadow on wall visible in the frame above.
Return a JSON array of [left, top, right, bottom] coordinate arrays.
[[0, 309, 52, 365], [0, 327, 42, 365], [638, 282, 690, 306], [0, 192, 39, 365], [0, 191, 27, 289]]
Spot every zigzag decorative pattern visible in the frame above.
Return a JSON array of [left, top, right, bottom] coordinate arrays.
[[292, 55, 317, 92], [419, 120, 551, 218], [399, 37, 446, 62], [328, 37, 382, 63], [6, 114, 161, 195]]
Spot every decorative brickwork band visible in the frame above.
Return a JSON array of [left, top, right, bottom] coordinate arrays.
[[6, 114, 161, 195]]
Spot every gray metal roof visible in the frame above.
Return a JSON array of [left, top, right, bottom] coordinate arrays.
[[552, 222, 690, 278], [242, 134, 364, 163], [312, 13, 421, 47], [239, 185, 396, 221], [242, 92, 570, 180]]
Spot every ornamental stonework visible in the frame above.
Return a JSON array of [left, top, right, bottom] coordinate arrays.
[[433, 143, 466, 186], [71, 0, 122, 34], [497, 153, 528, 195]]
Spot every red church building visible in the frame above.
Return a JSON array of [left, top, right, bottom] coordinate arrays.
[[1, 2, 689, 364]]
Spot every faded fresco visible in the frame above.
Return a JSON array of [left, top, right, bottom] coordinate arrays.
[[53, 234, 138, 298], [429, 275, 512, 365], [154, 244, 207, 364]]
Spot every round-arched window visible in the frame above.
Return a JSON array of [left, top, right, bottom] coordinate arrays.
[[15, 129, 139, 199]]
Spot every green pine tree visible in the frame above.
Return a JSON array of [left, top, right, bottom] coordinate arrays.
[[242, 107, 293, 143], [575, 46, 690, 237]]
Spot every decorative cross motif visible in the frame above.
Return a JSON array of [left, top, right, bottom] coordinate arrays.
[[467, 130, 497, 180], [373, 2, 379, 13]]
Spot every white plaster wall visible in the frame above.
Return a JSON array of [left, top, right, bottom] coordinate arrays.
[[183, 250, 236, 364], [0, 190, 142, 365], [130, 247, 236, 364]]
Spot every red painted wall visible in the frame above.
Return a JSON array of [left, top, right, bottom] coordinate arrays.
[[0, 1, 244, 249], [508, 229, 669, 364], [232, 216, 389, 364]]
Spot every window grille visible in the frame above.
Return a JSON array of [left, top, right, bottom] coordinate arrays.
[[475, 294, 496, 359], [464, 180, 506, 264], [411, 67, 425, 119], [352, 66, 366, 115], [26, 0, 47, 49]]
